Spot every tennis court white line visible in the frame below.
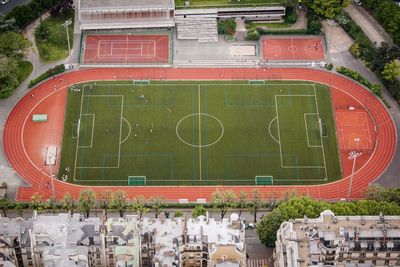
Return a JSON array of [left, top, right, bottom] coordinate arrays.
[[304, 113, 322, 148], [78, 113, 95, 148]]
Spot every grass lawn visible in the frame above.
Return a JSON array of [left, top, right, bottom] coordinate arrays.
[[59, 80, 341, 187], [175, 0, 283, 8], [17, 60, 33, 82], [35, 10, 74, 63]]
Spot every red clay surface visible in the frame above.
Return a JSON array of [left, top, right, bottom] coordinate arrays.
[[83, 34, 170, 64], [3, 68, 395, 202], [262, 37, 325, 61]]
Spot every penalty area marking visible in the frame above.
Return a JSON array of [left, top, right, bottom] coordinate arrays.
[[120, 117, 132, 144], [268, 117, 280, 144]]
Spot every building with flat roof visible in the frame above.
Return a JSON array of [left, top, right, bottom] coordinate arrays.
[[78, 0, 175, 30], [274, 210, 400, 267], [141, 212, 246, 267]]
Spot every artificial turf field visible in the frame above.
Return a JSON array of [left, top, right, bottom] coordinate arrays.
[[58, 80, 341, 186]]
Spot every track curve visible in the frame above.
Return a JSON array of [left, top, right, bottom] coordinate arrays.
[[3, 68, 396, 201]]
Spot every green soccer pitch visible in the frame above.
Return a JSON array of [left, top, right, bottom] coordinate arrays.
[[58, 80, 341, 186]]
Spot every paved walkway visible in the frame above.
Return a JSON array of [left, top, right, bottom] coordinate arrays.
[[345, 3, 394, 47], [323, 20, 400, 188], [0, 12, 71, 200]]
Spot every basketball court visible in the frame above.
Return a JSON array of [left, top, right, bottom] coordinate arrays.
[[261, 36, 325, 61], [82, 33, 171, 65]]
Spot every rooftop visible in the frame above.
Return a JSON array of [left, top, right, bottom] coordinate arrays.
[[79, 0, 174, 10]]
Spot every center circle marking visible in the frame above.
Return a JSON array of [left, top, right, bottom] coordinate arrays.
[[176, 113, 224, 148]]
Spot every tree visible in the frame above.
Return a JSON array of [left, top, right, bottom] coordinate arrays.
[[236, 191, 248, 218], [45, 198, 57, 214], [382, 60, 400, 81], [78, 189, 96, 218], [246, 29, 260, 41], [61, 193, 74, 212], [304, 0, 347, 19], [0, 17, 17, 32], [15, 202, 25, 217], [257, 209, 285, 247], [174, 211, 184, 218], [131, 195, 148, 219], [218, 19, 236, 35], [30, 193, 44, 211], [248, 189, 263, 223], [111, 190, 129, 217], [0, 56, 20, 98], [0, 32, 30, 59], [50, 0, 73, 17], [211, 189, 236, 220], [0, 197, 10, 217], [97, 190, 112, 215], [148, 196, 164, 218], [192, 205, 207, 218]]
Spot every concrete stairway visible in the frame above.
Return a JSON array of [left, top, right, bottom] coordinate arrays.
[[175, 16, 218, 42]]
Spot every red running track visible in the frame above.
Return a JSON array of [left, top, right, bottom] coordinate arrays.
[[3, 68, 396, 202], [262, 37, 325, 61], [83, 34, 170, 64]]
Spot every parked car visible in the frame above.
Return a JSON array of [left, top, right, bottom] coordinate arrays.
[[1, 0, 11, 5]]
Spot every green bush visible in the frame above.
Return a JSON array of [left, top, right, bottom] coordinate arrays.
[[326, 63, 334, 70], [285, 7, 298, 24], [174, 211, 183, 218], [28, 64, 65, 88], [218, 19, 236, 35], [246, 29, 260, 41], [307, 11, 322, 34], [336, 66, 383, 99]]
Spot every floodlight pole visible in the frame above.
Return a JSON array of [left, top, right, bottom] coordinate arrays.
[[63, 19, 72, 66], [347, 149, 362, 200]]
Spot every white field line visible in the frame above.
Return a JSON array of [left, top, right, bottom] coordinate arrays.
[[73, 86, 86, 180], [275, 94, 326, 169], [77, 113, 95, 148], [120, 117, 132, 144], [198, 84, 202, 181], [268, 117, 280, 144], [304, 113, 322, 148], [73, 88, 124, 176], [313, 85, 328, 180]]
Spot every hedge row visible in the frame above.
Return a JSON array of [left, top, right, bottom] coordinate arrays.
[[336, 11, 400, 105], [336, 66, 381, 97], [28, 64, 65, 88]]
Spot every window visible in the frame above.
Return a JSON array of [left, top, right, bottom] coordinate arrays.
[[387, 253, 391, 257], [109, 254, 113, 259], [28, 260, 33, 266]]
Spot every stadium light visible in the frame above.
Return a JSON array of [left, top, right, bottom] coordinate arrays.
[[347, 148, 362, 200], [62, 19, 72, 66]]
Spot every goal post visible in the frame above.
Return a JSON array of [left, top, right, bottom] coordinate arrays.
[[128, 176, 146, 186], [255, 176, 273, 185], [248, 80, 265, 85]]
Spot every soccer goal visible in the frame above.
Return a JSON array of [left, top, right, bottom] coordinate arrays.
[[133, 80, 150, 85], [248, 80, 265, 85], [255, 176, 273, 185], [128, 176, 147, 186]]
